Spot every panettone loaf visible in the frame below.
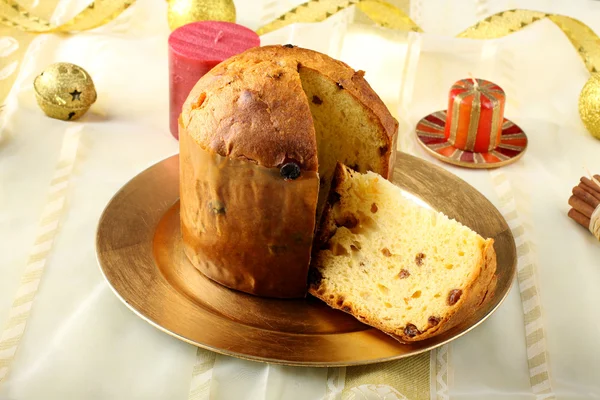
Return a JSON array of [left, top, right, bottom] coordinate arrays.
[[179, 45, 398, 298], [309, 164, 497, 341]]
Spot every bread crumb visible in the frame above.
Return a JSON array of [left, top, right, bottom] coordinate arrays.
[[377, 284, 389, 295]]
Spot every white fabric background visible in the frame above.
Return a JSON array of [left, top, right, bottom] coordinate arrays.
[[0, 0, 599, 399]]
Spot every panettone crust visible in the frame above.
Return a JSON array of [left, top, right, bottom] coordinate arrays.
[[179, 45, 398, 298], [180, 45, 398, 173]]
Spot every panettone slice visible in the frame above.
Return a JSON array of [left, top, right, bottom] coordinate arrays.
[[309, 163, 497, 341]]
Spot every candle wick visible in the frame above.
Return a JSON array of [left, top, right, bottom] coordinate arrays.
[[468, 72, 479, 90], [214, 31, 224, 44]]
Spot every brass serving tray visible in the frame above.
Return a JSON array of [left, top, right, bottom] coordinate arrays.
[[96, 152, 516, 367]]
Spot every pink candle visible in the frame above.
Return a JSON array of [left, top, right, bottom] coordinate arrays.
[[168, 21, 260, 139]]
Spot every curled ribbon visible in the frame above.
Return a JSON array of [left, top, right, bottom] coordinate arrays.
[[257, 2, 600, 74], [1, 0, 599, 123], [256, 0, 423, 36], [456, 10, 600, 73], [1, 0, 598, 75], [0, 0, 137, 109], [0, 0, 135, 33]]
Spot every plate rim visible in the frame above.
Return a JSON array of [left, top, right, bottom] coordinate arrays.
[[95, 152, 517, 367]]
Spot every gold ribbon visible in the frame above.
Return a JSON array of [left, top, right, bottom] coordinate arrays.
[[0, 0, 137, 110], [257, 2, 600, 74], [1, 0, 599, 125], [0, 0, 135, 33], [456, 10, 600, 73], [1, 0, 598, 74], [256, 0, 422, 36]]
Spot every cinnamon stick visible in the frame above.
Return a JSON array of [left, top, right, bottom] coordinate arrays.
[[569, 195, 595, 218], [568, 208, 591, 229], [579, 181, 600, 201], [573, 186, 600, 208], [581, 176, 600, 192]]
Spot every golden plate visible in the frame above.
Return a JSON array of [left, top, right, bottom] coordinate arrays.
[[96, 152, 516, 367]]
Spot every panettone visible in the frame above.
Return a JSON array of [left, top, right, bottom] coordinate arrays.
[[179, 45, 398, 298], [309, 164, 497, 341]]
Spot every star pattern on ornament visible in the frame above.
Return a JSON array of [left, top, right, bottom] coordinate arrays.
[[70, 89, 82, 101]]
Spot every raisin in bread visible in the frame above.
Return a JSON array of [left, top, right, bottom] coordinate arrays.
[[309, 163, 497, 342]]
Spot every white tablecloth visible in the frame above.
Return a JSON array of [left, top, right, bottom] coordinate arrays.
[[1, 0, 599, 399]]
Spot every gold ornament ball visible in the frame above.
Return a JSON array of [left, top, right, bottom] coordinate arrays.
[[579, 73, 600, 140], [34, 62, 97, 121], [167, 0, 236, 31]]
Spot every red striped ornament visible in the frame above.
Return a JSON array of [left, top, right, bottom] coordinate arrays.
[[416, 78, 527, 169]]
